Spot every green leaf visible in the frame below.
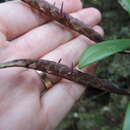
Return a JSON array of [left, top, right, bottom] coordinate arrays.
[[119, 0, 130, 14], [79, 39, 130, 69], [123, 102, 130, 130]]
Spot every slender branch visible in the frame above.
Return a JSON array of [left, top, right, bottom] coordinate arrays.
[[0, 59, 130, 95], [21, 0, 104, 42], [119, 50, 130, 54]]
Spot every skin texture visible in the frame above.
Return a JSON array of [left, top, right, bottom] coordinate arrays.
[[0, 0, 103, 130]]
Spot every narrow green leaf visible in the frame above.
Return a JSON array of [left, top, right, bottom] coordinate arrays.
[[123, 102, 130, 130], [79, 39, 130, 69], [119, 0, 130, 14]]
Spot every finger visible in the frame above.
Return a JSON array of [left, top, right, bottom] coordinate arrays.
[[40, 26, 103, 129], [42, 26, 104, 65], [41, 80, 84, 130], [10, 8, 102, 60], [0, 32, 9, 48], [0, 0, 82, 40]]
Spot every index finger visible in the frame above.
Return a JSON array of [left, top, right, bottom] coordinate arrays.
[[0, 0, 82, 40]]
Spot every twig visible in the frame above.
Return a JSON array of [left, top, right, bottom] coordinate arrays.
[[0, 59, 129, 95], [119, 50, 130, 54], [21, 0, 104, 42]]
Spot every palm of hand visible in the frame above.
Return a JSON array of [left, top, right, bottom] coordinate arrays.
[[0, 0, 103, 130]]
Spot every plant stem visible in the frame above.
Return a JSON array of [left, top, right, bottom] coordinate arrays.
[[21, 0, 103, 42], [0, 59, 129, 95]]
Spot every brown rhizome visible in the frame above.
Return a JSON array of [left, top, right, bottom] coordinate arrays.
[[0, 59, 130, 95]]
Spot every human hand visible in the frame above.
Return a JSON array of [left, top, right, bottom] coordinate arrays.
[[0, 0, 103, 130]]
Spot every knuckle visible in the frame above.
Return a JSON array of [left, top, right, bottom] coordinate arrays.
[[89, 7, 102, 21]]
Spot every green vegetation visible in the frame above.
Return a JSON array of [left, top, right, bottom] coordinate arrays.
[[79, 39, 130, 68]]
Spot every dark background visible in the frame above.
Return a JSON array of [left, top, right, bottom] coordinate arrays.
[[1, 0, 130, 130]]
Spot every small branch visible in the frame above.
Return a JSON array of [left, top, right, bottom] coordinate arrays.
[[0, 59, 130, 95], [21, 0, 104, 42], [119, 50, 130, 54]]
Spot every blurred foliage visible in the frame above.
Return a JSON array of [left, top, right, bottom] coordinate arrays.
[[119, 0, 130, 14], [1, 0, 130, 130], [123, 102, 130, 130]]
